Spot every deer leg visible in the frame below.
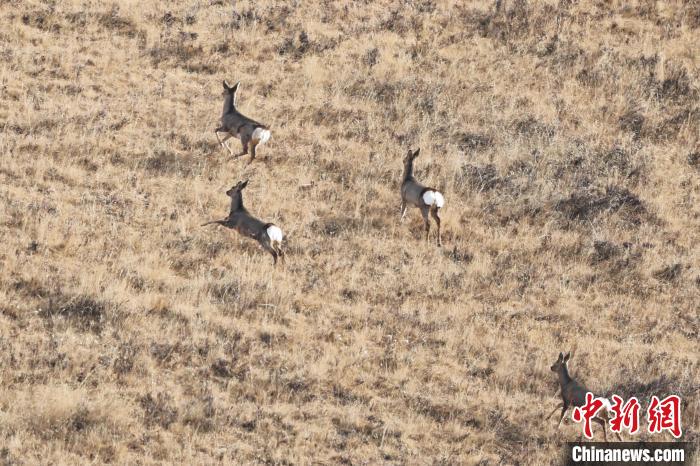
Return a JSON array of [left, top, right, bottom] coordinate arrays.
[[267, 245, 279, 265], [260, 238, 278, 265], [421, 206, 430, 241], [556, 406, 568, 428], [216, 130, 234, 155], [593, 418, 608, 442], [248, 140, 259, 164], [400, 201, 407, 221], [237, 134, 250, 158], [546, 403, 564, 420], [598, 411, 621, 441], [275, 243, 286, 264], [430, 206, 442, 247]]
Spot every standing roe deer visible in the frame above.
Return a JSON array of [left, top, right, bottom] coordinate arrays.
[[547, 352, 622, 441], [202, 180, 285, 265], [215, 81, 271, 163], [400, 148, 445, 246]]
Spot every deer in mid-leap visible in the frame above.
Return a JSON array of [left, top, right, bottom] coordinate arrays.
[[547, 352, 622, 442], [202, 180, 285, 265], [215, 81, 271, 163], [400, 148, 445, 246]]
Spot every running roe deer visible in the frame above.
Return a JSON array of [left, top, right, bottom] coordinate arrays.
[[400, 148, 445, 246], [215, 81, 271, 163], [202, 180, 285, 265], [546, 352, 622, 441]]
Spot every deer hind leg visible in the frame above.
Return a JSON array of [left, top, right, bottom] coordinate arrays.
[[613, 429, 622, 442], [248, 140, 259, 164], [274, 242, 285, 264], [238, 134, 250, 158], [430, 206, 442, 247], [400, 200, 407, 221], [421, 206, 430, 241], [260, 237, 278, 265], [600, 412, 622, 441], [593, 417, 608, 442]]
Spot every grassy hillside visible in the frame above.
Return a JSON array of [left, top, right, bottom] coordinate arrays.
[[1, 0, 698, 463]]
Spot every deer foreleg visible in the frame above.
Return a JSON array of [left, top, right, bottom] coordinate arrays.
[[216, 130, 234, 155], [546, 403, 564, 420], [556, 406, 568, 428]]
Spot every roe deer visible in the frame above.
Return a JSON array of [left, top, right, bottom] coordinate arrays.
[[202, 180, 285, 265], [400, 148, 445, 246], [215, 81, 271, 163], [547, 352, 622, 441]]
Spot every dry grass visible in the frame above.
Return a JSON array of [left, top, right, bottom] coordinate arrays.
[[1, 0, 699, 463]]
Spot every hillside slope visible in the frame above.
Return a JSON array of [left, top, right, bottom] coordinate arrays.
[[1, 1, 698, 463]]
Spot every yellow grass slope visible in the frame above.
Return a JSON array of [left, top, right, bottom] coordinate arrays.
[[1, 0, 698, 463]]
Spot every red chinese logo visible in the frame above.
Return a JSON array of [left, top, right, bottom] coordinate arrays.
[[647, 395, 682, 438], [609, 395, 640, 434], [571, 393, 682, 440], [572, 392, 604, 439]]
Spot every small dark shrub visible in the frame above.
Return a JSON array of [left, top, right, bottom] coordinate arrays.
[[114, 341, 139, 375], [460, 164, 502, 192], [555, 186, 649, 225], [211, 358, 233, 378], [140, 393, 178, 429], [39, 295, 109, 333], [589, 241, 620, 264], [653, 263, 682, 283], [455, 132, 493, 152]]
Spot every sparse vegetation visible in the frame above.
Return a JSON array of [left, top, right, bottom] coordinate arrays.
[[0, 0, 698, 463]]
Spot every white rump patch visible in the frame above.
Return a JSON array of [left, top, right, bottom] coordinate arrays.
[[422, 190, 445, 208], [266, 225, 283, 243], [252, 127, 271, 144], [434, 191, 445, 208], [600, 397, 614, 414]]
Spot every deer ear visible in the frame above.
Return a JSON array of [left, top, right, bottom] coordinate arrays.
[[231, 81, 241, 104], [563, 352, 571, 362], [558, 352, 564, 362], [413, 148, 421, 158], [240, 179, 249, 190], [223, 80, 229, 89]]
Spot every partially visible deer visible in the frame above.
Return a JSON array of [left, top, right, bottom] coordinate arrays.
[[547, 352, 622, 441], [215, 81, 271, 163], [202, 180, 285, 265], [400, 148, 445, 246]]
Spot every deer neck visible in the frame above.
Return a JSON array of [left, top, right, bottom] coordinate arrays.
[[222, 93, 235, 115], [403, 160, 414, 182], [229, 193, 245, 214], [557, 365, 572, 388]]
